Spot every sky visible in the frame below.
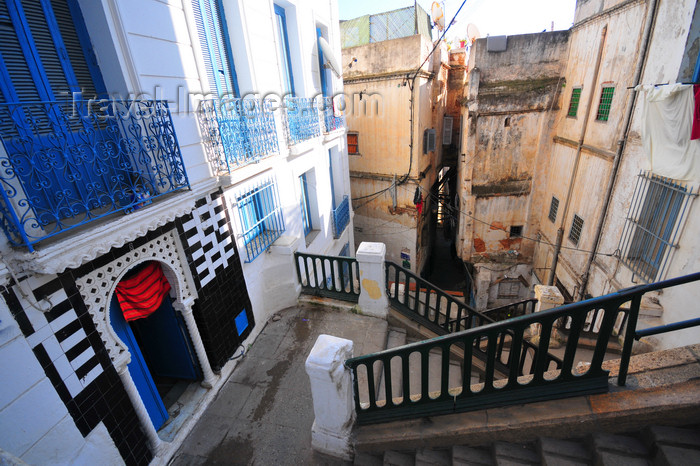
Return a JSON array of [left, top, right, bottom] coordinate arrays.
[[338, 0, 577, 40]]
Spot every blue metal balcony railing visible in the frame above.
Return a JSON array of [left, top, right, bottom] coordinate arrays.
[[332, 195, 350, 239], [321, 97, 344, 133], [199, 98, 279, 174], [284, 97, 320, 145], [0, 99, 189, 251]]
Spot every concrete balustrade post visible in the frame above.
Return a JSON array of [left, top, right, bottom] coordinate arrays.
[[356, 242, 389, 319], [531, 285, 565, 345], [305, 334, 355, 461]]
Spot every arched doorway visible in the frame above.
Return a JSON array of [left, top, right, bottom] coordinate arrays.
[[109, 261, 201, 430]]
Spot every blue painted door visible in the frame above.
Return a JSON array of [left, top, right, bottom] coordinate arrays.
[[130, 295, 201, 381], [109, 295, 169, 431]]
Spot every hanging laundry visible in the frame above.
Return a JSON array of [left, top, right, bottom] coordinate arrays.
[[692, 84, 700, 140], [637, 83, 700, 181], [413, 187, 423, 215], [115, 262, 171, 321]]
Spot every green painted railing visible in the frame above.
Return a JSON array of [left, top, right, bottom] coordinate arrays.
[[480, 298, 538, 321], [347, 270, 700, 424], [295, 252, 360, 303]]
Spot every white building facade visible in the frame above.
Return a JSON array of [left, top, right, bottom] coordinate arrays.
[[0, 0, 352, 463]]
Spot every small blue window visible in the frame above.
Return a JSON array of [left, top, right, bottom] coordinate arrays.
[[274, 4, 295, 95], [236, 177, 285, 262], [234, 310, 249, 336]]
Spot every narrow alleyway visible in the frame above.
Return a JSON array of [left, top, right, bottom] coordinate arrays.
[[426, 226, 466, 293], [170, 304, 387, 465]]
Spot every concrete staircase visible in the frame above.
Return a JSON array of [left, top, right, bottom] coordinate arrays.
[[354, 424, 700, 465]]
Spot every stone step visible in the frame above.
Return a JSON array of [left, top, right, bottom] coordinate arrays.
[[354, 451, 383, 466], [643, 425, 700, 466], [591, 433, 650, 466], [538, 437, 591, 466], [377, 327, 407, 402], [414, 448, 451, 465], [492, 441, 539, 465], [384, 450, 415, 466], [452, 445, 494, 465], [405, 338, 463, 396]]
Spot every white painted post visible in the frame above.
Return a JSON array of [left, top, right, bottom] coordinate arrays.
[[356, 242, 388, 319], [305, 334, 355, 461], [531, 285, 565, 343], [173, 299, 218, 388]]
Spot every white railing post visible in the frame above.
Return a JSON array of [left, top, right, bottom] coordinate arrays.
[[305, 334, 355, 461], [356, 242, 389, 319]]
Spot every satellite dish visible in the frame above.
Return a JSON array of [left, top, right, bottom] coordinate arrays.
[[431, 2, 445, 31], [466, 23, 481, 45], [318, 36, 342, 78]]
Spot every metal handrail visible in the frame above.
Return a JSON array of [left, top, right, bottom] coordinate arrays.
[[347, 270, 700, 424], [295, 252, 360, 303]]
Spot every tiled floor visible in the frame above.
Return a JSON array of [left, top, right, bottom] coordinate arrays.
[[170, 304, 387, 465]]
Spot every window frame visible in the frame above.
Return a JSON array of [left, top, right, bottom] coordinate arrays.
[[347, 132, 359, 154], [568, 214, 584, 246], [548, 196, 559, 223], [274, 4, 295, 95], [299, 172, 312, 236], [567, 86, 582, 118], [423, 128, 436, 154], [236, 177, 285, 262], [595, 85, 615, 122]]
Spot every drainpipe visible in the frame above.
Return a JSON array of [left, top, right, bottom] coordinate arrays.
[[548, 25, 608, 286], [577, 0, 659, 300]]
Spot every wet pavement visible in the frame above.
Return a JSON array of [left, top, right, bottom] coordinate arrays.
[[170, 304, 387, 465]]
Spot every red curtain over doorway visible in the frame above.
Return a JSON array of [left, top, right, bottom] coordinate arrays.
[[115, 262, 172, 322]]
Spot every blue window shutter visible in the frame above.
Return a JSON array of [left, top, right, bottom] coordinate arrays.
[[193, 0, 238, 98], [274, 4, 294, 95], [316, 28, 327, 96]]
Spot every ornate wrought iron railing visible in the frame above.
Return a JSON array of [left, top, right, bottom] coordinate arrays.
[[332, 195, 350, 239], [347, 271, 700, 424], [199, 98, 278, 174], [295, 251, 360, 302], [321, 96, 344, 133], [0, 99, 189, 250], [284, 97, 321, 145]]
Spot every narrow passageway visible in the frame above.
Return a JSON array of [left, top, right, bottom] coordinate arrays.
[[426, 226, 466, 293]]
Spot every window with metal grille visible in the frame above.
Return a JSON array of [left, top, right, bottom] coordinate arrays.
[[510, 225, 522, 237], [498, 280, 520, 299], [567, 87, 582, 117], [236, 177, 285, 262], [442, 116, 453, 145], [568, 214, 584, 245], [595, 86, 615, 121], [548, 196, 559, 223], [618, 172, 696, 282], [347, 133, 359, 154], [423, 128, 436, 153]]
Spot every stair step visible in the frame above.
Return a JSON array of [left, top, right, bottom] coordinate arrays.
[[538, 437, 590, 465], [643, 425, 700, 449], [492, 442, 539, 465], [452, 445, 494, 465], [377, 327, 408, 402], [594, 451, 650, 466], [654, 444, 700, 466], [415, 448, 451, 465], [404, 339, 463, 396], [354, 451, 383, 466], [384, 450, 415, 466], [592, 433, 649, 457]]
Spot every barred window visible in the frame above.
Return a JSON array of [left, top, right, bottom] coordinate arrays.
[[619, 172, 696, 282], [567, 87, 582, 117], [423, 128, 436, 153], [548, 196, 559, 223], [569, 214, 584, 245], [236, 177, 285, 262], [595, 86, 615, 121], [347, 133, 359, 154]]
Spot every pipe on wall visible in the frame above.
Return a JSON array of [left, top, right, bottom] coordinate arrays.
[[577, 0, 660, 299]]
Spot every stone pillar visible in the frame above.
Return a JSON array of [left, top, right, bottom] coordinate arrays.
[[115, 362, 162, 455], [356, 242, 388, 319], [173, 299, 218, 388], [531, 285, 565, 345], [305, 334, 355, 460], [266, 235, 302, 313]]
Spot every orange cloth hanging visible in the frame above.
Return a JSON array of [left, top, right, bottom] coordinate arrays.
[[115, 262, 171, 322]]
